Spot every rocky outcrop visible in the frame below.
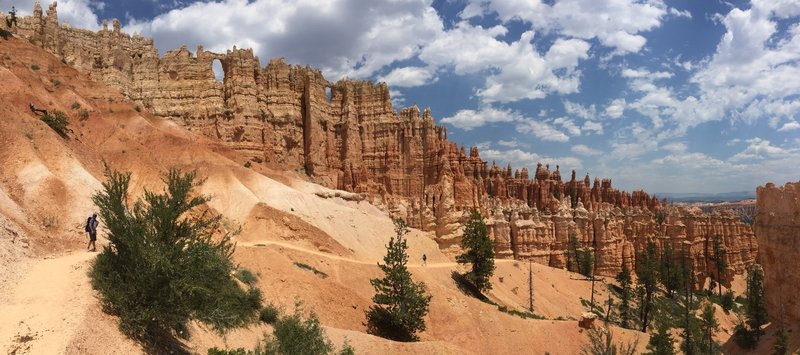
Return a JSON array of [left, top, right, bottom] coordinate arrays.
[[5, 2, 758, 283], [755, 181, 800, 322]]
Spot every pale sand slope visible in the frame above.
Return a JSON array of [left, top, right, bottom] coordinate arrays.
[[0, 250, 140, 354]]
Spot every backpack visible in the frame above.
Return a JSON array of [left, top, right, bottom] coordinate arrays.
[[84, 217, 93, 232]]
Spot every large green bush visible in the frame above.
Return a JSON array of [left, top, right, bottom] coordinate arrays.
[[90, 169, 260, 344]]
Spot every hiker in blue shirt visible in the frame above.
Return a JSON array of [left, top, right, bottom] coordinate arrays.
[[85, 212, 98, 252]]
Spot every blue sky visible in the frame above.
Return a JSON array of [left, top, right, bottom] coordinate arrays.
[[5, 0, 800, 193]]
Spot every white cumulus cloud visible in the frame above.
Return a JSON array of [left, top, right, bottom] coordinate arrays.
[[378, 66, 436, 88], [571, 144, 602, 156]]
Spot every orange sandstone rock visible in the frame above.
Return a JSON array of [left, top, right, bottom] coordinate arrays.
[[5, 3, 758, 282]]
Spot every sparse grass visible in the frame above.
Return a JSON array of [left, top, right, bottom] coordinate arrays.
[[254, 243, 266, 247], [0, 28, 11, 40], [25, 131, 33, 140], [451, 271, 545, 320], [580, 298, 606, 318], [499, 307, 546, 320], [41, 214, 58, 228], [71, 102, 81, 110], [31, 64, 39, 71], [235, 268, 258, 286], [293, 262, 328, 279], [79, 109, 89, 121], [207, 348, 248, 355], [15, 334, 35, 343], [51, 79, 60, 88]]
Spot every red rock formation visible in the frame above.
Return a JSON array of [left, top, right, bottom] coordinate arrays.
[[4, 3, 758, 282], [755, 181, 800, 322]]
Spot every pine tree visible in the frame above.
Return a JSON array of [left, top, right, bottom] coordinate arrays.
[[645, 324, 676, 355], [712, 236, 727, 297], [773, 328, 789, 355], [578, 247, 594, 279], [636, 241, 659, 332], [746, 264, 768, 339], [568, 233, 581, 273], [367, 219, 432, 342], [6, 6, 17, 28], [456, 210, 496, 293], [90, 169, 260, 343], [698, 303, 721, 354], [774, 299, 789, 355], [679, 247, 699, 355], [658, 244, 684, 298], [615, 262, 633, 329]]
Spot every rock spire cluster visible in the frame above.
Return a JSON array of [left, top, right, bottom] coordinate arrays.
[[2, 2, 758, 282]]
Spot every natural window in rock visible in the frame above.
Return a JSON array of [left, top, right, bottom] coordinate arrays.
[[212, 59, 224, 82]]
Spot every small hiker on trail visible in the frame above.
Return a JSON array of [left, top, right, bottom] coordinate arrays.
[[85, 212, 98, 252], [422, 253, 427, 266]]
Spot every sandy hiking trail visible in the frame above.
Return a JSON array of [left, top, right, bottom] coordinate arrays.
[[239, 240, 515, 269], [0, 251, 96, 355]]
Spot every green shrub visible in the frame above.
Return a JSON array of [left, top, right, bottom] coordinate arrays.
[[31, 64, 39, 71], [40, 110, 71, 137], [244, 161, 253, 168], [135, 105, 141, 112], [732, 322, 758, 350], [71, 102, 81, 110], [51, 79, 60, 87], [265, 310, 334, 355], [720, 290, 735, 312], [0, 28, 10, 40], [208, 348, 249, 355], [90, 169, 261, 345], [339, 340, 355, 355], [209, 309, 354, 355], [236, 268, 258, 285], [259, 305, 279, 324]]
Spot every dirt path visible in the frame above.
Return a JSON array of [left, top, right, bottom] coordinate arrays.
[[238, 240, 516, 269], [0, 251, 96, 354]]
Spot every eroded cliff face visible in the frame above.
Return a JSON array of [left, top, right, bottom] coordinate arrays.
[[755, 182, 800, 322], [3, 2, 758, 282]]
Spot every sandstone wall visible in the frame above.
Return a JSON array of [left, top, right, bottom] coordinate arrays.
[[7, 2, 758, 283], [755, 181, 800, 322]]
